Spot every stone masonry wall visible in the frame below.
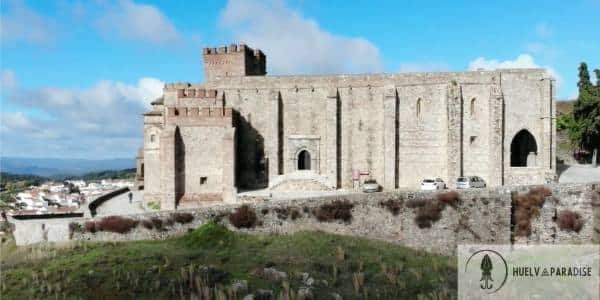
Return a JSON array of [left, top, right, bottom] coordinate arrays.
[[63, 182, 599, 255]]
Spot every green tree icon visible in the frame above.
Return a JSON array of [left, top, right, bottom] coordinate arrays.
[[480, 254, 493, 289]]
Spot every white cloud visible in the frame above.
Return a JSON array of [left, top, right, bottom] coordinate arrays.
[[0, 0, 57, 45], [1, 69, 17, 90], [95, 0, 179, 44], [468, 53, 562, 91], [468, 54, 540, 70], [220, 0, 383, 75], [535, 22, 553, 39], [398, 62, 450, 73], [1, 77, 164, 158]]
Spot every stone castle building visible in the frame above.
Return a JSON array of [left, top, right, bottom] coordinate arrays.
[[136, 43, 556, 210]]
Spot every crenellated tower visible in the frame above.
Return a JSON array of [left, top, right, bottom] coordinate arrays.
[[202, 43, 266, 82]]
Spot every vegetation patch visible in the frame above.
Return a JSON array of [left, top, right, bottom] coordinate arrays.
[[290, 208, 301, 220], [414, 200, 447, 228], [513, 186, 552, 237], [0, 225, 456, 299], [314, 200, 354, 223], [182, 222, 236, 248], [380, 198, 403, 215], [86, 216, 139, 234], [169, 212, 194, 224], [141, 217, 164, 231], [274, 207, 289, 220], [556, 210, 584, 233], [437, 191, 460, 207], [229, 205, 258, 228], [147, 201, 161, 211]]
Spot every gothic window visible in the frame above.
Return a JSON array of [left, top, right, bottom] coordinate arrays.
[[510, 129, 538, 167], [297, 150, 311, 170]]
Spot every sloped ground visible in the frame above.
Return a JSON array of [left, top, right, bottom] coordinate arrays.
[[0, 223, 456, 299], [558, 164, 600, 183]]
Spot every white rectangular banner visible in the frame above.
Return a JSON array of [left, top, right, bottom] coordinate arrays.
[[458, 244, 599, 299]]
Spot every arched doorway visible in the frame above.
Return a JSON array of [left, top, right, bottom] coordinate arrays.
[[297, 150, 311, 170], [510, 129, 537, 167]]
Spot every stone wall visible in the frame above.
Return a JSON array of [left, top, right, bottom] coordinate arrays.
[[60, 182, 600, 255], [146, 66, 555, 201]]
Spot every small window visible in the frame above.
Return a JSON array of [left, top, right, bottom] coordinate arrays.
[[150, 134, 156, 143], [416, 98, 422, 119], [470, 98, 476, 117], [174, 109, 179, 116], [470, 136, 477, 144], [200, 177, 207, 185]]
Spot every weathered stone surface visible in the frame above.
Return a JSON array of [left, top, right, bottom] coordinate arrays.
[[38, 182, 595, 255], [137, 43, 556, 209]]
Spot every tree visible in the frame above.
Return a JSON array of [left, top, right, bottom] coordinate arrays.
[[573, 62, 600, 166], [595, 69, 600, 87]]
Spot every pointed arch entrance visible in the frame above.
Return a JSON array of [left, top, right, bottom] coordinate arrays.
[[510, 129, 538, 167]]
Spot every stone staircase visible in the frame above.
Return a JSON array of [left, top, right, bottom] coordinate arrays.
[[268, 171, 335, 191]]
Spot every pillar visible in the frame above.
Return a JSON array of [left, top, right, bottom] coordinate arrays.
[[383, 85, 398, 190]]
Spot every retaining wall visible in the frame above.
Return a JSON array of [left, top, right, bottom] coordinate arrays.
[[10, 182, 599, 255]]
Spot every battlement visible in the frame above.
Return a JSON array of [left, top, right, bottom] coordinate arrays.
[[202, 43, 265, 58], [165, 106, 233, 127], [202, 43, 267, 82], [172, 88, 218, 98]]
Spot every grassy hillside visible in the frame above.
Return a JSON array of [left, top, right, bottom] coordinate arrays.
[[0, 223, 456, 299]]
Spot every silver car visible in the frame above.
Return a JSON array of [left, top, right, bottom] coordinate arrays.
[[362, 179, 381, 193], [456, 176, 486, 189]]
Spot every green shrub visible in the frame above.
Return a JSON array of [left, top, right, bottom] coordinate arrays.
[[182, 222, 235, 248]]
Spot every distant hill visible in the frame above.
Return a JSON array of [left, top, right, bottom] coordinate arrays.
[[63, 168, 136, 181], [557, 100, 575, 115], [1, 168, 136, 186], [0, 157, 134, 177]]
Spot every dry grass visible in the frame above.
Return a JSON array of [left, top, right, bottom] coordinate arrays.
[[380, 198, 403, 215], [556, 210, 584, 233], [513, 186, 552, 237], [94, 216, 139, 234], [228, 205, 257, 228], [169, 212, 194, 224], [314, 201, 354, 223], [437, 191, 460, 207], [414, 200, 446, 228]]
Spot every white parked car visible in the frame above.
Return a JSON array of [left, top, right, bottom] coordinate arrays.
[[362, 179, 381, 193], [456, 176, 486, 189], [420, 178, 446, 190]]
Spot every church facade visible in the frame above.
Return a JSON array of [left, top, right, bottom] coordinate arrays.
[[136, 43, 556, 210]]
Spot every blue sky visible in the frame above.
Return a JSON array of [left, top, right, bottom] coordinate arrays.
[[1, 0, 599, 159]]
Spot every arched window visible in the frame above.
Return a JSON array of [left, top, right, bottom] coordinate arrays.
[[297, 150, 311, 170], [150, 134, 156, 143], [470, 98, 476, 117], [510, 129, 538, 167], [416, 98, 422, 119]]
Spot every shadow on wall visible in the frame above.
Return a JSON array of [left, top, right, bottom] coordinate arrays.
[[175, 127, 186, 206], [235, 111, 268, 191]]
